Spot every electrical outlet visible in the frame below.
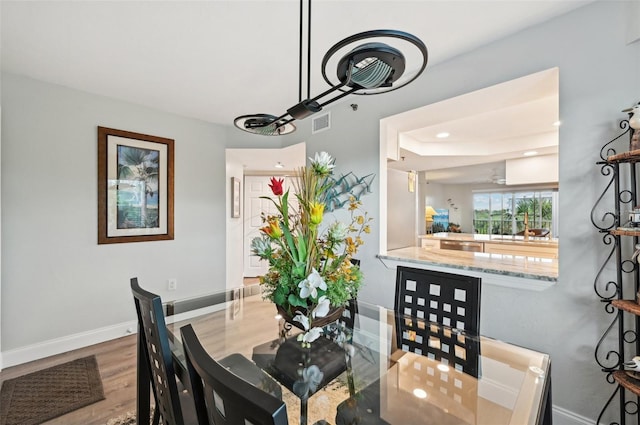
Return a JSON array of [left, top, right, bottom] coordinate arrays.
[[168, 278, 177, 291]]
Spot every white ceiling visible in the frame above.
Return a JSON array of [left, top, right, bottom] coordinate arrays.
[[1, 0, 592, 129], [385, 67, 559, 184]]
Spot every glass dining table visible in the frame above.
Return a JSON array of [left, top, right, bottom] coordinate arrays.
[[150, 284, 551, 425]]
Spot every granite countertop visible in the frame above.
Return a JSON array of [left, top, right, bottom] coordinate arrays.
[[380, 246, 558, 282], [420, 232, 559, 247]]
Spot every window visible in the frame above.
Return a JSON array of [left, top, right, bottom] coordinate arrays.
[[473, 190, 557, 236]]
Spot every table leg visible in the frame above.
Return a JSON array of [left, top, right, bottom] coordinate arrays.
[[300, 398, 308, 425], [542, 377, 553, 425], [539, 369, 553, 425]]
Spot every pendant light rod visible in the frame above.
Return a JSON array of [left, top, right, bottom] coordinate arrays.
[[298, 0, 303, 103], [307, 0, 311, 100], [298, 0, 312, 102]]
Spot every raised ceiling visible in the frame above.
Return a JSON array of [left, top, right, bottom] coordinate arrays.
[[1, 1, 591, 129], [385, 67, 559, 184]]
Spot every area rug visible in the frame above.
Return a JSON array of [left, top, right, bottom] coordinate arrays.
[[0, 355, 105, 425]]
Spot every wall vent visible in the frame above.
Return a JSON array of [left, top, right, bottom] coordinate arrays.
[[312, 112, 331, 134]]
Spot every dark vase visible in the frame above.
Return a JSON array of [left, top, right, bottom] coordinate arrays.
[[276, 304, 345, 331]]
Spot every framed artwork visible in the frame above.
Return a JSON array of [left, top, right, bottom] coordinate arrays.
[[97, 126, 174, 244], [231, 177, 241, 218], [432, 208, 450, 233]]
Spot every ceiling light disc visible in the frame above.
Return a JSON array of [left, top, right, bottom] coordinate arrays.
[[322, 29, 428, 96], [233, 114, 296, 136], [337, 42, 405, 89]]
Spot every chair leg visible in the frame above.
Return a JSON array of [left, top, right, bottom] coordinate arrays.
[[152, 406, 160, 425], [136, 325, 152, 425]]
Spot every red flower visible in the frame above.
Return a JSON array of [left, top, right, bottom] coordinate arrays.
[[269, 177, 284, 196]]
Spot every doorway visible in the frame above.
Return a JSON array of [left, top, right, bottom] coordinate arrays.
[[225, 142, 306, 288]]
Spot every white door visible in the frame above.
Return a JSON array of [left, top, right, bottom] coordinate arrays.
[[243, 176, 297, 277]]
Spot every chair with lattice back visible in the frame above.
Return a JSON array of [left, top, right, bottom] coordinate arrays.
[[394, 266, 481, 374], [181, 324, 289, 425], [335, 266, 482, 425], [131, 277, 193, 425], [395, 265, 481, 333]]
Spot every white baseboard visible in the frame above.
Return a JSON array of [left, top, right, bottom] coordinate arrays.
[[553, 405, 593, 425], [0, 303, 230, 370], [1, 319, 138, 369]]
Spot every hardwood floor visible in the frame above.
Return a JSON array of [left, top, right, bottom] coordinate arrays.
[[0, 284, 352, 425], [0, 335, 139, 425]]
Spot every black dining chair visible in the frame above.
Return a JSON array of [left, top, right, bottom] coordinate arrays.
[[180, 324, 289, 425], [394, 265, 481, 334], [130, 277, 196, 425], [335, 267, 482, 425], [394, 266, 482, 377]]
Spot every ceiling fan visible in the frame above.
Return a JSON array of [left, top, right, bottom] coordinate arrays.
[[489, 168, 506, 185]]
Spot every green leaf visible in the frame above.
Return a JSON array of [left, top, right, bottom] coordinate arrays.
[[281, 191, 290, 226], [297, 234, 307, 262], [282, 225, 299, 263], [273, 287, 287, 305], [292, 263, 305, 279], [288, 293, 307, 308]]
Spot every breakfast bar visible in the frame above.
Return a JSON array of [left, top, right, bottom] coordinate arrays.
[[379, 233, 558, 291]]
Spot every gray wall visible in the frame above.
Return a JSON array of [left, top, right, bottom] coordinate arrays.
[[1, 74, 231, 350], [387, 168, 417, 249], [1, 1, 639, 422]]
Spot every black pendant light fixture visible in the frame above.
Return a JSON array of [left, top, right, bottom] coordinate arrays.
[[234, 0, 428, 136]]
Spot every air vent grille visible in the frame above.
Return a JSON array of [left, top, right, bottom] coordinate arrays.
[[312, 112, 331, 134]]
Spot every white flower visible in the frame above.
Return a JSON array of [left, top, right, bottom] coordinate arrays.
[[312, 295, 330, 318], [298, 268, 327, 299], [310, 151, 335, 176], [293, 312, 310, 330], [297, 327, 323, 346]]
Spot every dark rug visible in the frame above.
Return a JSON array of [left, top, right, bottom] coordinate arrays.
[[0, 355, 105, 425]]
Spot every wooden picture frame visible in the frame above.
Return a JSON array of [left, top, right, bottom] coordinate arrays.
[[97, 126, 174, 244], [231, 177, 241, 218]]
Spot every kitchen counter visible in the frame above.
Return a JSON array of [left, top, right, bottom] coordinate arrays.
[[378, 246, 558, 291], [419, 232, 558, 259], [420, 232, 558, 247]]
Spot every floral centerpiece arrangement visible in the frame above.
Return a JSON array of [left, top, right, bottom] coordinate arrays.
[[251, 152, 372, 346]]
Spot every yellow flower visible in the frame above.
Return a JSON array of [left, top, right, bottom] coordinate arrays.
[[309, 202, 325, 226], [364, 225, 371, 234], [346, 236, 356, 254], [356, 215, 364, 225], [261, 219, 283, 239]]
